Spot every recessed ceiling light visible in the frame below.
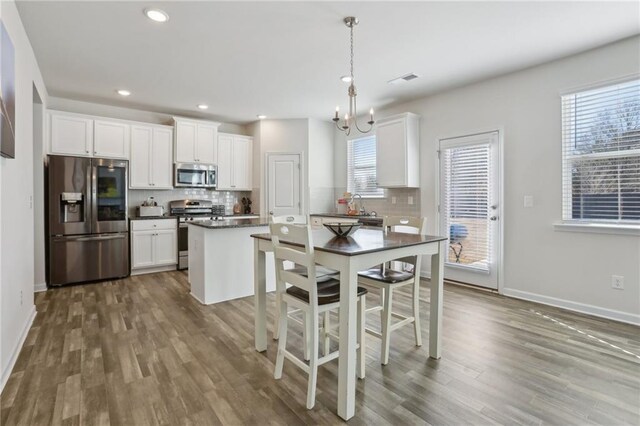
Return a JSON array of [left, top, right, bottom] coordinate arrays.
[[257, 115, 267, 120], [116, 89, 131, 96], [340, 75, 352, 83], [197, 104, 209, 110], [144, 8, 169, 23]]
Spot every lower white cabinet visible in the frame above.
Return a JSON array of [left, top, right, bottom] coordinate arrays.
[[131, 219, 177, 275]]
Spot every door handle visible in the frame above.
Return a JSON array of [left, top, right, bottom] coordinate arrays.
[[62, 234, 126, 242], [490, 216, 498, 221]]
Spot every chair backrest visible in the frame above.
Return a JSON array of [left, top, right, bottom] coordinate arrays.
[[382, 216, 427, 268], [383, 216, 427, 235], [269, 223, 317, 300], [271, 214, 308, 224]]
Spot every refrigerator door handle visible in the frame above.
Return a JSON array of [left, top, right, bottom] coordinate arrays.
[[56, 234, 127, 242]]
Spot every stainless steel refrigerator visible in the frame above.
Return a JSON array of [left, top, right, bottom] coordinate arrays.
[[47, 155, 129, 286]]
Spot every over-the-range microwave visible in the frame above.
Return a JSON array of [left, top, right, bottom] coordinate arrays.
[[174, 163, 217, 188]]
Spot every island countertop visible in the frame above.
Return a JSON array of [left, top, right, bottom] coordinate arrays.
[[188, 217, 270, 229]]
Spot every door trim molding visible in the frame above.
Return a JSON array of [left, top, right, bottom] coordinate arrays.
[[435, 127, 504, 294], [264, 152, 305, 216]]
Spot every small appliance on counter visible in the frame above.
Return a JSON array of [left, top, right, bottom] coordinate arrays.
[[137, 197, 164, 217]]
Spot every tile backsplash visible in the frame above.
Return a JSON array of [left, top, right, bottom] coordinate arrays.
[[129, 188, 253, 217], [332, 187, 421, 217]]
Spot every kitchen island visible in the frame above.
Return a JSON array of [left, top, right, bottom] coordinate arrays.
[[188, 218, 275, 304]]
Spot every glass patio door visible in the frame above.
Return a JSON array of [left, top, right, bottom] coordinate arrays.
[[439, 131, 501, 290]]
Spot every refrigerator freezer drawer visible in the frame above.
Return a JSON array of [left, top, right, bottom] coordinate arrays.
[[49, 233, 129, 286]]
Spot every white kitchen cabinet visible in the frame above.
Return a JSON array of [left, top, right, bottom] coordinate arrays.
[[310, 216, 359, 229], [130, 124, 173, 189], [376, 113, 420, 188], [174, 118, 220, 164], [49, 112, 93, 156], [217, 133, 253, 191], [93, 120, 130, 158], [131, 219, 177, 275]]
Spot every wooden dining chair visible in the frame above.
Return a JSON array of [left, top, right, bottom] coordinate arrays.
[[270, 214, 338, 359], [358, 216, 427, 365], [270, 222, 367, 409]]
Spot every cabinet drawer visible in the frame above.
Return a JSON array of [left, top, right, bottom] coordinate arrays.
[[131, 219, 177, 231]]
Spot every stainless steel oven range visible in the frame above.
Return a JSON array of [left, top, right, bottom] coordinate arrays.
[[170, 200, 225, 270]]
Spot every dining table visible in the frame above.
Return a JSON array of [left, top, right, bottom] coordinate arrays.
[[251, 227, 448, 420]]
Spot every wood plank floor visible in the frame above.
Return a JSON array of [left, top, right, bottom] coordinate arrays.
[[1, 271, 639, 425]]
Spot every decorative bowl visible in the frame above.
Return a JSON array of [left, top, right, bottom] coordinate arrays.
[[323, 222, 362, 237]]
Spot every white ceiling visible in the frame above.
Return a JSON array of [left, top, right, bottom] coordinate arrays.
[[16, 1, 640, 124]]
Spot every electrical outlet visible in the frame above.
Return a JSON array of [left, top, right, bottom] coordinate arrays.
[[20, 290, 23, 305], [391, 196, 397, 204], [612, 275, 624, 290], [408, 196, 414, 205]]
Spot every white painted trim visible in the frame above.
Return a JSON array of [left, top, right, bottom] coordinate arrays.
[[34, 282, 47, 292], [130, 264, 176, 276], [1, 306, 37, 392], [502, 288, 640, 326], [553, 222, 640, 236], [190, 291, 207, 305]]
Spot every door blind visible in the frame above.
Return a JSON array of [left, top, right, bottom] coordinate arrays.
[[442, 143, 492, 271], [347, 135, 384, 197], [561, 79, 640, 223]]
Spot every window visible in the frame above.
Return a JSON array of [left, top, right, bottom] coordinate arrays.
[[561, 79, 640, 224], [347, 135, 384, 198]]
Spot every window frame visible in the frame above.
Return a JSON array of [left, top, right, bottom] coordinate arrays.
[[347, 135, 385, 199], [560, 77, 640, 228]]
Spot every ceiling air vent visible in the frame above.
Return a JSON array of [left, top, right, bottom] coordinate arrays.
[[388, 73, 420, 84]]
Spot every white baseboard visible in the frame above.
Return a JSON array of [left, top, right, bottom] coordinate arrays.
[[502, 288, 640, 326], [1, 306, 37, 392], [420, 270, 639, 326], [34, 282, 47, 292]]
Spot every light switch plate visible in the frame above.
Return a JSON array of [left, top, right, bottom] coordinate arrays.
[[408, 196, 414, 205], [391, 197, 397, 204], [524, 195, 534, 208]]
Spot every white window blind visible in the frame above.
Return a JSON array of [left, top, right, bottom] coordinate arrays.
[[347, 135, 384, 198], [442, 143, 491, 271], [562, 79, 640, 223]]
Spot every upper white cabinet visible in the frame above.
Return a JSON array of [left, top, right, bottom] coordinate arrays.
[[217, 133, 253, 191], [94, 120, 130, 159], [48, 111, 129, 159], [376, 112, 420, 188], [130, 124, 173, 189], [174, 118, 220, 164], [49, 113, 93, 156]]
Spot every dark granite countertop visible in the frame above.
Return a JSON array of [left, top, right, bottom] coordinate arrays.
[[189, 217, 269, 229], [311, 213, 383, 226], [131, 216, 178, 221]]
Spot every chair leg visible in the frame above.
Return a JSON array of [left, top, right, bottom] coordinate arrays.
[[274, 291, 281, 340], [322, 311, 330, 356], [413, 279, 422, 347], [303, 313, 311, 361], [357, 295, 366, 379], [306, 312, 319, 409], [381, 287, 393, 365], [274, 300, 288, 379]]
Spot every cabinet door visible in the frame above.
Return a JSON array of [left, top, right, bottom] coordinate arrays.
[[50, 114, 93, 156], [130, 126, 152, 188], [217, 134, 233, 190], [232, 137, 252, 190], [376, 118, 407, 187], [196, 124, 217, 164], [154, 229, 177, 266], [152, 128, 173, 188], [94, 120, 130, 158], [175, 121, 197, 163], [131, 231, 155, 269]]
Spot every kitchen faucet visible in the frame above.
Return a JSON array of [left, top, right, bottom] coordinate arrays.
[[352, 194, 366, 215]]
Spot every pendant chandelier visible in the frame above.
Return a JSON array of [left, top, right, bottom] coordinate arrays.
[[332, 16, 374, 135]]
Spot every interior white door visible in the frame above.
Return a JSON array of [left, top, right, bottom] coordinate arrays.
[[439, 131, 501, 290], [267, 154, 301, 216]]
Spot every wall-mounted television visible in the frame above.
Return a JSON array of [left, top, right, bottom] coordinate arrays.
[[1, 20, 16, 159]]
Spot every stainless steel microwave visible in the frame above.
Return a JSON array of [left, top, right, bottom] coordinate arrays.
[[174, 163, 217, 188]]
